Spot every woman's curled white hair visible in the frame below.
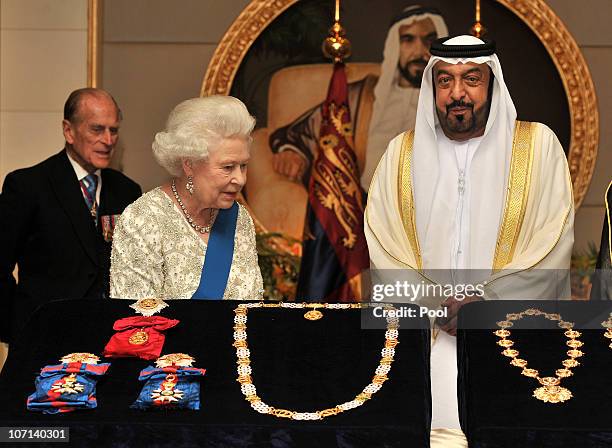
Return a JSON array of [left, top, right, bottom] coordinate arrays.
[[153, 95, 255, 176]]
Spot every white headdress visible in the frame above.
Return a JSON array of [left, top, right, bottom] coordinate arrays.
[[413, 35, 518, 271], [372, 6, 449, 117], [362, 5, 448, 188]]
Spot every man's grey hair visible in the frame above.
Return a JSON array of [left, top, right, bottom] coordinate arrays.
[[64, 87, 122, 123], [153, 95, 255, 177]]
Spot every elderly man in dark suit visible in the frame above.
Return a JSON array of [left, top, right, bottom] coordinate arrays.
[[0, 88, 142, 344]]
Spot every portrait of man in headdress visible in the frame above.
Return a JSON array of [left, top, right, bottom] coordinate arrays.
[[245, 5, 449, 238], [271, 5, 448, 188]]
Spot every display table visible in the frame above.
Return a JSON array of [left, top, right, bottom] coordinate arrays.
[[457, 300, 612, 448], [0, 300, 431, 447]]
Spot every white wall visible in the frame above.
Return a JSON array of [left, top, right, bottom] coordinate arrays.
[[0, 0, 88, 184], [102, 0, 250, 191]]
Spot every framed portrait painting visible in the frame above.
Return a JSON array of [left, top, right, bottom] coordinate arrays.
[[202, 0, 598, 298]]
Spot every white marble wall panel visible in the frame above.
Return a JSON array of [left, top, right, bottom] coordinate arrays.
[[0, 111, 64, 179], [0, 0, 87, 182], [545, 0, 612, 47], [1, 30, 87, 111], [1, 0, 86, 30], [103, 43, 216, 191], [104, 0, 250, 43]]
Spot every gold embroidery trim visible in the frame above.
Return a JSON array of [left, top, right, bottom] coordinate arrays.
[[492, 121, 535, 272], [397, 131, 422, 271]]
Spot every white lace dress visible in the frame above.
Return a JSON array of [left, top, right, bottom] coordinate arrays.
[[110, 188, 263, 300]]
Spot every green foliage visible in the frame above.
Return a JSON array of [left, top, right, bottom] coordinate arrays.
[[570, 242, 599, 299], [571, 242, 599, 279], [256, 232, 302, 301]]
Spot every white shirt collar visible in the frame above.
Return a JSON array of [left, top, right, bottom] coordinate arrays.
[[66, 149, 102, 205], [66, 150, 101, 182]]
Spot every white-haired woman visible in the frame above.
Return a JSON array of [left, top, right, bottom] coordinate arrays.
[[110, 96, 263, 300]]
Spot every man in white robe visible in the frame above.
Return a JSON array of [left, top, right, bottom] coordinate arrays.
[[365, 35, 574, 446]]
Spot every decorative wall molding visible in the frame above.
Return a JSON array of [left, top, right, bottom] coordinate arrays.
[[497, 0, 598, 208], [87, 0, 103, 88], [201, 0, 295, 97]]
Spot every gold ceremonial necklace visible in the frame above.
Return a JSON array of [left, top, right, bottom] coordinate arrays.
[[171, 179, 217, 234], [494, 308, 583, 403], [601, 314, 612, 348], [233, 302, 399, 420]]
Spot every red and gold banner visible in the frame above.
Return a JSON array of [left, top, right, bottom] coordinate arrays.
[[297, 62, 369, 302]]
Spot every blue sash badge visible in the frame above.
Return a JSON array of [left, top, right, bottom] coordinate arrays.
[[27, 353, 110, 414], [131, 353, 206, 410]]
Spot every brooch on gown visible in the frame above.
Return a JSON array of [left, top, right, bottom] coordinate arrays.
[[131, 353, 206, 410], [129, 298, 169, 317]]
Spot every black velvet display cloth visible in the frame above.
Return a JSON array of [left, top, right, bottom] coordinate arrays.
[[0, 300, 431, 448], [457, 300, 612, 448]]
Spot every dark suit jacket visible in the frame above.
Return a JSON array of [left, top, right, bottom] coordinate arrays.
[[0, 150, 142, 342]]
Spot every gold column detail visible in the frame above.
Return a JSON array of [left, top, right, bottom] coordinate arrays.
[[87, 0, 103, 87], [470, 0, 487, 37]]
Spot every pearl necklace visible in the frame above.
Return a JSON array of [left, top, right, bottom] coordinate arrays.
[[494, 308, 583, 403], [233, 302, 399, 420], [171, 179, 217, 234]]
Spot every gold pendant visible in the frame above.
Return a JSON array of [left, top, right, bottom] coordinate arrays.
[[304, 310, 323, 320], [129, 330, 149, 345], [155, 353, 195, 368], [51, 373, 85, 395], [60, 353, 100, 364], [151, 373, 184, 403], [533, 385, 572, 403], [151, 387, 184, 403], [130, 297, 169, 316]]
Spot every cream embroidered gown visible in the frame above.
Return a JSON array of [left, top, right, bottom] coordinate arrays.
[[110, 188, 263, 300]]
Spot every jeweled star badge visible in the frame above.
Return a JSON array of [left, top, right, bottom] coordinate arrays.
[[150, 373, 184, 404], [155, 353, 195, 368], [60, 353, 100, 364], [50, 373, 85, 395], [130, 298, 169, 317], [131, 360, 206, 410]]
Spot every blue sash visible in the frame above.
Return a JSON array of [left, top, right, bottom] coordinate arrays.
[[192, 202, 238, 300]]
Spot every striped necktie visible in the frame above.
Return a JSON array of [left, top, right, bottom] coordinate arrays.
[[80, 173, 98, 221]]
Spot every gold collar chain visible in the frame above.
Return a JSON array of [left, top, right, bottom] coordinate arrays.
[[601, 314, 612, 348], [233, 302, 399, 420], [495, 308, 583, 403]]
